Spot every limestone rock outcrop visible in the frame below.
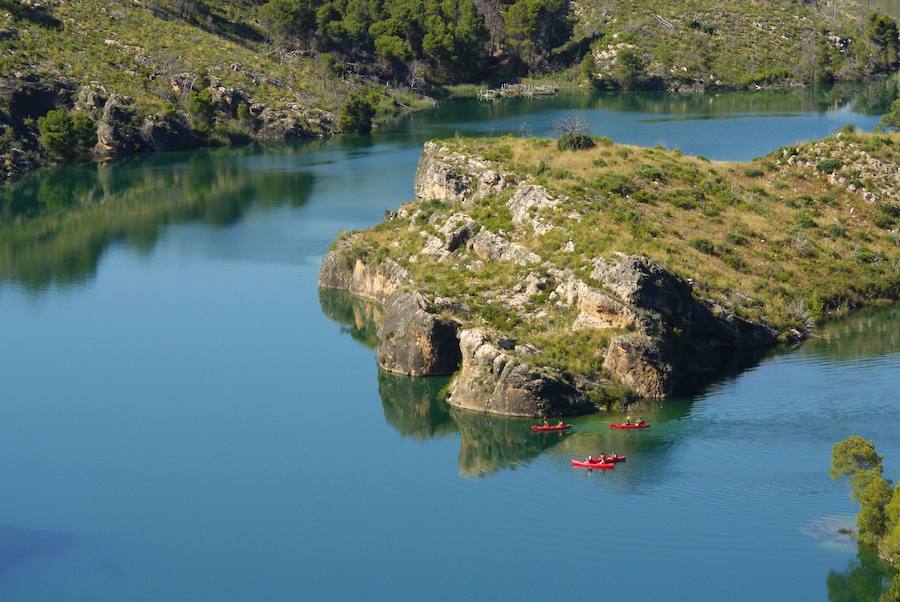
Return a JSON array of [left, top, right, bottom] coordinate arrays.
[[448, 329, 592, 417], [377, 292, 461, 376], [95, 94, 145, 157]]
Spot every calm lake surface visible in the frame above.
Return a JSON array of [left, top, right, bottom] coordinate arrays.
[[1, 85, 899, 600]]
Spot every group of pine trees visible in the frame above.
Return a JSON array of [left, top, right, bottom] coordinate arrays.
[[258, 0, 573, 83]]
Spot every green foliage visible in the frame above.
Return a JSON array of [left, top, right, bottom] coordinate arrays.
[[830, 435, 884, 479], [854, 470, 892, 545], [258, 0, 316, 43], [37, 109, 96, 160], [864, 12, 899, 73], [236, 101, 252, 126], [612, 47, 646, 90], [339, 87, 377, 134], [830, 436, 895, 547], [816, 158, 842, 173], [883, 573, 900, 602], [186, 88, 217, 135], [503, 0, 572, 69], [879, 99, 900, 132], [557, 132, 595, 151], [690, 237, 715, 255]]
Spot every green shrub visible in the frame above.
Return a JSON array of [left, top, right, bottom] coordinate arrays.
[[339, 88, 377, 134], [557, 133, 595, 151], [816, 158, 842, 173], [635, 164, 666, 182], [690, 237, 716, 255], [186, 89, 217, 135], [743, 168, 764, 178], [37, 109, 96, 160]]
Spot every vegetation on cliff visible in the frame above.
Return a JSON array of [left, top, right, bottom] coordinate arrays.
[[0, 0, 897, 181], [830, 435, 900, 599], [576, 0, 900, 90], [324, 130, 898, 406]]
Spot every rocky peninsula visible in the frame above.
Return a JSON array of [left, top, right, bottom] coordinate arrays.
[[319, 131, 899, 417]]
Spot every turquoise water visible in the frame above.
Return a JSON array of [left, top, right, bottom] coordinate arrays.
[[0, 87, 898, 600]]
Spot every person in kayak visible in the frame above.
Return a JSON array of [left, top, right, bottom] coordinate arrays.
[[624, 415, 633, 425], [542, 417, 550, 426], [635, 417, 646, 426]]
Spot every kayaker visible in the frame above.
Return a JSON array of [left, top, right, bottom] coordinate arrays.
[[557, 420, 564, 427], [543, 417, 550, 426], [635, 417, 645, 426], [624, 415, 633, 425]]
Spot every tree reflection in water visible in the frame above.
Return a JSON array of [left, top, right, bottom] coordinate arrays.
[[0, 146, 315, 290]]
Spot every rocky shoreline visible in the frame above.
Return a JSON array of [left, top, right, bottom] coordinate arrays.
[[317, 141, 812, 417], [0, 73, 334, 182]]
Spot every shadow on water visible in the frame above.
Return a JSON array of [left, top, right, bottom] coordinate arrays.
[[0, 146, 315, 290], [0, 524, 75, 576], [826, 547, 896, 602]]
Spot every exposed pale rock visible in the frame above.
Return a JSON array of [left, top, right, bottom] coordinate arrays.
[[469, 228, 540, 266], [377, 292, 461, 376], [507, 184, 559, 234], [602, 335, 674, 398], [449, 329, 591, 417]]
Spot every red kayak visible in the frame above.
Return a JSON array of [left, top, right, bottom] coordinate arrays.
[[532, 424, 571, 432], [609, 423, 650, 429], [571, 459, 615, 469]]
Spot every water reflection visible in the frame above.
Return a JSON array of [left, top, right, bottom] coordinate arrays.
[[318, 289, 382, 350], [0, 147, 315, 290], [826, 547, 896, 602], [377, 371, 456, 440], [801, 305, 900, 361]]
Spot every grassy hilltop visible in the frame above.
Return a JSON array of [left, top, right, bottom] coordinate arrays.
[[331, 129, 899, 379]]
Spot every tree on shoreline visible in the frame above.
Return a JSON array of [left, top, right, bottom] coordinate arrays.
[[830, 436, 900, 585]]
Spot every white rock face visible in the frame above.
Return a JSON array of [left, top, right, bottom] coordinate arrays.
[[507, 184, 560, 234], [469, 228, 541, 266]]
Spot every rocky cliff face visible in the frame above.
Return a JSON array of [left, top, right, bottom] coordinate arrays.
[[319, 141, 786, 417]]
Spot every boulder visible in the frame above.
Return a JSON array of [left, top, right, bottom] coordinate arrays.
[[377, 292, 461, 376], [140, 112, 197, 151], [74, 85, 106, 115], [255, 107, 309, 140], [507, 184, 559, 234], [591, 253, 693, 327], [413, 141, 509, 204], [209, 86, 250, 117], [448, 329, 592, 417], [94, 94, 145, 157], [554, 277, 642, 330], [602, 335, 674, 398], [439, 213, 478, 251], [414, 142, 475, 202], [469, 228, 540, 266]]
